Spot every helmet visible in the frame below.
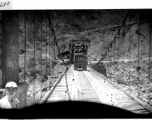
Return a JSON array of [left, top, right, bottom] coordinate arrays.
[[5, 81, 17, 88]]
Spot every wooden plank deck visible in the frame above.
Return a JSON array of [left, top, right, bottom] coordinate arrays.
[[46, 65, 150, 114]]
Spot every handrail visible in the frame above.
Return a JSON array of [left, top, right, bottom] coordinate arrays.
[[39, 65, 69, 103]]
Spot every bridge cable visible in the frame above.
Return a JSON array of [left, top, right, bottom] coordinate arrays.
[[48, 18, 51, 88], [108, 10, 129, 80], [128, 10, 132, 90], [40, 11, 43, 100], [46, 11, 70, 102], [105, 10, 130, 62], [65, 67, 71, 100], [46, 11, 66, 66], [113, 41, 115, 79], [137, 11, 140, 81], [24, 11, 27, 82], [34, 11, 36, 102], [102, 10, 121, 61], [107, 49, 109, 77], [45, 13, 48, 76], [149, 13, 152, 82], [122, 19, 125, 80], [98, 10, 116, 62]]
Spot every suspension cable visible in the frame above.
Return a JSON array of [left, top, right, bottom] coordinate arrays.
[[24, 11, 27, 82], [48, 21, 51, 87], [41, 11, 43, 74], [45, 13, 48, 75], [107, 49, 110, 77], [117, 30, 120, 63], [40, 10, 43, 99], [33, 11, 36, 104], [113, 41, 115, 63], [129, 10, 132, 89], [149, 14, 152, 82], [98, 10, 116, 62], [122, 25, 125, 79], [137, 11, 140, 81], [106, 49, 108, 77], [101, 10, 129, 63], [46, 11, 66, 66], [106, 10, 130, 61], [138, 11, 140, 67]]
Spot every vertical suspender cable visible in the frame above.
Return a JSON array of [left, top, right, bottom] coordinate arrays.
[[33, 11, 36, 104], [106, 51, 108, 76], [104, 10, 129, 72], [149, 14, 152, 82], [46, 14, 48, 75], [108, 49, 110, 77], [98, 10, 116, 63], [48, 22, 51, 87], [137, 11, 140, 81], [113, 40, 115, 79], [113, 40, 115, 63], [122, 12, 127, 76], [46, 11, 66, 65], [122, 25, 125, 76], [41, 11, 43, 74], [54, 44, 55, 61], [107, 49, 110, 77], [138, 11, 140, 67], [24, 11, 27, 82], [129, 10, 132, 89], [40, 11, 43, 99], [117, 32, 119, 63]]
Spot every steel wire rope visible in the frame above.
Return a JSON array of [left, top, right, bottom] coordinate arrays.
[[137, 11, 140, 81], [52, 11, 71, 99], [105, 10, 130, 61], [33, 11, 36, 104], [117, 30, 120, 64], [149, 13, 152, 82], [108, 48, 111, 78], [40, 12, 50, 101], [47, 11, 72, 101], [48, 18, 51, 89], [46, 11, 72, 99], [113, 40, 115, 80], [46, 11, 66, 66], [117, 28, 120, 82], [107, 49, 109, 77], [128, 10, 132, 90], [98, 10, 116, 63], [37, 11, 68, 103], [64, 67, 71, 100], [118, 11, 129, 84], [45, 13, 48, 76], [0, 13, 1, 84], [40, 11, 43, 100], [114, 10, 129, 83], [103, 10, 129, 80], [24, 11, 27, 82], [122, 21, 125, 84], [39, 12, 46, 102], [113, 39, 115, 63], [109, 49, 111, 78]]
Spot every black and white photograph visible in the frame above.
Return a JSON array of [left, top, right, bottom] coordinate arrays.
[[0, 0, 152, 119]]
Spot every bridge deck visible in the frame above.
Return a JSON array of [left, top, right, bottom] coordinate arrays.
[[46, 65, 150, 114]]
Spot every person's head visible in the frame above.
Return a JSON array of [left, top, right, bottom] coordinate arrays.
[[5, 81, 18, 98]]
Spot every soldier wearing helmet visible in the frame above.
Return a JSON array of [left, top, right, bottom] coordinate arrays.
[[0, 81, 20, 109]]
